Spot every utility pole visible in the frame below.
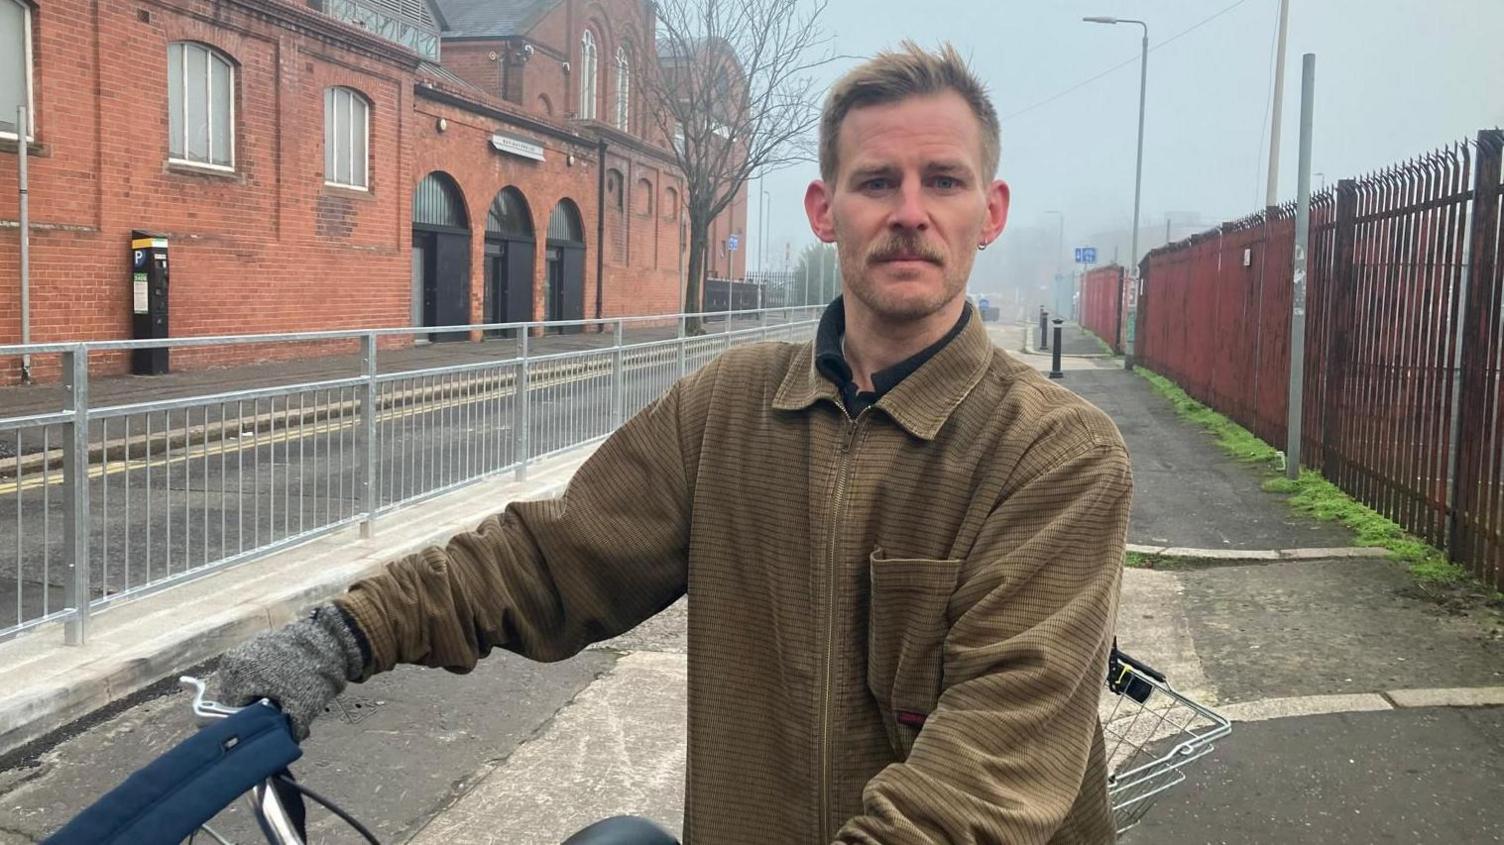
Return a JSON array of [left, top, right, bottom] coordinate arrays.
[[18, 105, 31, 383], [1266, 0, 1291, 207], [1286, 53, 1316, 479]]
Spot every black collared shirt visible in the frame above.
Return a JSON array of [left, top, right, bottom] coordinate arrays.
[[814, 296, 972, 417]]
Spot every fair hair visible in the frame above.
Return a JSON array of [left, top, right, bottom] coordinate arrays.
[[819, 41, 1001, 184]]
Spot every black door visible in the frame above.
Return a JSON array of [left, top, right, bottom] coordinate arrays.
[[484, 237, 536, 339], [417, 232, 438, 334], [484, 240, 508, 338], [561, 245, 586, 328], [546, 246, 565, 332], [545, 243, 585, 334], [433, 231, 471, 342], [507, 238, 535, 331]]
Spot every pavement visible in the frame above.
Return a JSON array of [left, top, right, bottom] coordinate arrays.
[[1, 320, 1502, 843]]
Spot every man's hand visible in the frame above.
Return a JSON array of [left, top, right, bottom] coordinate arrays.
[[213, 603, 366, 740]]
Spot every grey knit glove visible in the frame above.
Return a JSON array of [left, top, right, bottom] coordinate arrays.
[[213, 603, 367, 741]]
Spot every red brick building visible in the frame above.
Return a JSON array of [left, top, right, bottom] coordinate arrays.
[[0, 0, 748, 378]]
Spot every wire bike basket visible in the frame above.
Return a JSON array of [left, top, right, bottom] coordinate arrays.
[[1102, 645, 1232, 835]]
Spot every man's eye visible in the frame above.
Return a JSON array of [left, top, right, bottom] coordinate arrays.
[[934, 177, 960, 190], [863, 178, 891, 190]]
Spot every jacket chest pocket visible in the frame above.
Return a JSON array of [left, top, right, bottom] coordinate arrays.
[[865, 549, 962, 761]]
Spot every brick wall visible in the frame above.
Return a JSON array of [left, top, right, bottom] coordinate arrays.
[[0, 0, 743, 384], [0, 0, 418, 374], [441, 40, 503, 97]]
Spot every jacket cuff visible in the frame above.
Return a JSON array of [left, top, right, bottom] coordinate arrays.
[[328, 596, 384, 679]]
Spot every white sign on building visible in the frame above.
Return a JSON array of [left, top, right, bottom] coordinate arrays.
[[490, 133, 546, 162]]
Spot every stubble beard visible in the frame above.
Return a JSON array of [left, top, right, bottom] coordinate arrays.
[[836, 230, 973, 322]]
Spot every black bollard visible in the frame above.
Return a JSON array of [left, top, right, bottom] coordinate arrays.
[[1049, 319, 1065, 379], [1039, 309, 1050, 351]]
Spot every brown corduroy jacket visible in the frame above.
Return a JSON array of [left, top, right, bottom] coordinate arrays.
[[337, 309, 1132, 844]]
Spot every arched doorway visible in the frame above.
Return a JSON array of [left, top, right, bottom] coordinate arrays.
[[484, 187, 536, 339], [412, 172, 470, 342], [545, 199, 586, 333]]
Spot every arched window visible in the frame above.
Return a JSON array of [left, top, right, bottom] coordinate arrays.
[[1, 0, 33, 139], [168, 42, 235, 168], [324, 87, 370, 189], [663, 187, 679, 220], [614, 47, 630, 130], [606, 169, 623, 211], [548, 200, 584, 243], [537, 93, 553, 117], [636, 178, 653, 216], [413, 171, 468, 229], [578, 30, 598, 120], [487, 186, 534, 239]]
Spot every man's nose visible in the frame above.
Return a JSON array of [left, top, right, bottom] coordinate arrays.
[[889, 182, 929, 231]]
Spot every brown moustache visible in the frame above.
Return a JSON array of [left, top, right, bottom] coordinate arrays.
[[868, 234, 944, 265]]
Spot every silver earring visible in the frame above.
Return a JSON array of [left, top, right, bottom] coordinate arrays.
[[977, 241, 988, 251]]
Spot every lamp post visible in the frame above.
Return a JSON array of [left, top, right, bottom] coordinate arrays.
[[1044, 210, 1064, 318], [759, 187, 771, 273], [1084, 15, 1148, 371]]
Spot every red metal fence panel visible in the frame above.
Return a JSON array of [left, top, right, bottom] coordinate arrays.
[[1299, 192, 1339, 473], [1137, 131, 1499, 587], [1138, 210, 1297, 448], [1080, 265, 1126, 352], [1318, 150, 1472, 552], [1454, 131, 1504, 586]]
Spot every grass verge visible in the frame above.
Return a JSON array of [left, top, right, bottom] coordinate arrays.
[[1136, 370, 1282, 467], [1085, 330, 1118, 357], [1135, 367, 1496, 603]]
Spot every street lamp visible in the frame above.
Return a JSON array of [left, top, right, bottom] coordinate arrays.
[[1043, 210, 1064, 317], [759, 186, 771, 274], [1084, 15, 1147, 371]]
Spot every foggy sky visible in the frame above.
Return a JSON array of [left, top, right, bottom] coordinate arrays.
[[747, 0, 1504, 290]]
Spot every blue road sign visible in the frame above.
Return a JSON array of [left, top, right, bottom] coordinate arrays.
[[1075, 247, 1097, 264], [727, 234, 740, 251]]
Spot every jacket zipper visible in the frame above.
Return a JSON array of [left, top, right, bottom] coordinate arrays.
[[821, 412, 864, 842]]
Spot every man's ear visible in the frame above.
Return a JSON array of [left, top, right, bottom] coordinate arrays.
[[983, 179, 1011, 245], [805, 180, 837, 243]]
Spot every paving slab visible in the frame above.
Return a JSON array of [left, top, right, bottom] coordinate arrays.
[[1176, 558, 1504, 703], [408, 651, 688, 845], [1123, 707, 1504, 844]]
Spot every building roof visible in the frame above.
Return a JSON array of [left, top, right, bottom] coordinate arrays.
[[417, 60, 493, 100], [431, 0, 557, 38]]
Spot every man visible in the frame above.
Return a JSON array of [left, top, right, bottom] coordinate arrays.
[[217, 42, 1131, 844]]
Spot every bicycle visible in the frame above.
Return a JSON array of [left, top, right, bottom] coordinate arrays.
[[43, 646, 1227, 843]]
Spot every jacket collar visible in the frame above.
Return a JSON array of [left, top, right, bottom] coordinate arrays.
[[772, 299, 994, 441]]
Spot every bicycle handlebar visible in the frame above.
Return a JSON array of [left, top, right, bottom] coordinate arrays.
[[178, 676, 306, 845]]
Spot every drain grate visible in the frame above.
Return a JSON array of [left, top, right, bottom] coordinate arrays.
[[324, 695, 387, 725]]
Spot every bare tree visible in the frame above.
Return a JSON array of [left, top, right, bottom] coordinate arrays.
[[644, 0, 831, 331]]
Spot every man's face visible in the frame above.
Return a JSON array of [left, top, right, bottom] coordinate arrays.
[[805, 91, 1009, 323]]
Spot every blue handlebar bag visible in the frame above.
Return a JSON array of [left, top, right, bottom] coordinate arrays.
[[44, 703, 303, 844]]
